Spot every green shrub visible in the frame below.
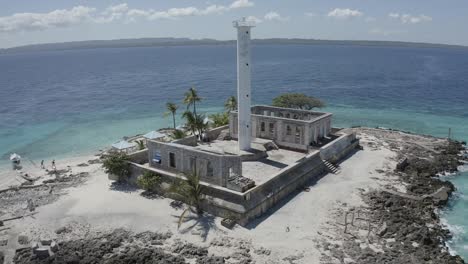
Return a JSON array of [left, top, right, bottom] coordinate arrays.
[[171, 129, 186, 139], [137, 171, 162, 191], [209, 112, 229, 127], [102, 152, 131, 182]]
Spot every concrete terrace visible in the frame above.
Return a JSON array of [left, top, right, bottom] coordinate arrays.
[[193, 138, 309, 185], [193, 138, 272, 155], [242, 148, 308, 185]]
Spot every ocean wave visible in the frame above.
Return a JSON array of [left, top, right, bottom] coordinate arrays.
[[458, 165, 468, 173], [440, 218, 465, 238], [440, 217, 466, 256]]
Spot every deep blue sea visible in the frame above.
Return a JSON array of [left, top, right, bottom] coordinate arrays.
[[0, 44, 467, 257]]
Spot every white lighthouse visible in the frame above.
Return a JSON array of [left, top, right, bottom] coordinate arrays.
[[233, 18, 254, 151]]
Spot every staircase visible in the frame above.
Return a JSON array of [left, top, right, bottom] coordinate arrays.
[[322, 159, 341, 174]]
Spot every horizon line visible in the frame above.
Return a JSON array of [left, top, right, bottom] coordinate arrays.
[[2, 37, 467, 52]]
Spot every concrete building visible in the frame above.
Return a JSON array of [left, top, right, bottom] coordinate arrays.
[[123, 18, 359, 225], [230, 105, 332, 152], [147, 127, 243, 189]]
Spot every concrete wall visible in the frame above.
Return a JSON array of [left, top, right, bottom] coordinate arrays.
[[127, 149, 148, 164], [320, 133, 358, 163], [237, 152, 326, 224], [172, 135, 197, 146], [230, 112, 332, 152], [127, 131, 359, 226], [205, 125, 229, 141], [147, 140, 242, 187]]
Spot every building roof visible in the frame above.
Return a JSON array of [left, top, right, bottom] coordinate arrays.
[[111, 140, 136, 150], [143, 131, 165, 139]]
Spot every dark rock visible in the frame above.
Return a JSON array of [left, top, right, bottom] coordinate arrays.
[[40, 239, 52, 246], [55, 226, 70, 234], [198, 256, 225, 264], [377, 222, 387, 237], [221, 218, 236, 229], [431, 187, 450, 206], [33, 247, 50, 258], [17, 235, 29, 245]]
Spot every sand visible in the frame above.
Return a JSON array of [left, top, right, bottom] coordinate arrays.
[[0, 131, 398, 263]]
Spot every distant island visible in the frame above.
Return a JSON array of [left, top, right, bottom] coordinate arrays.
[[1, 37, 467, 54]]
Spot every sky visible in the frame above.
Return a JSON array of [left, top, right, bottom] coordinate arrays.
[[1, 0, 467, 49]]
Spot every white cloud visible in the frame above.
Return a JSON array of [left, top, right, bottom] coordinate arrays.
[[126, 0, 254, 21], [327, 8, 363, 19], [264, 12, 289, 22], [105, 3, 129, 14], [96, 3, 130, 23], [0, 6, 96, 32], [388, 13, 432, 24], [0, 1, 255, 32], [230, 0, 254, 9], [305, 12, 317, 17], [245, 16, 262, 24]]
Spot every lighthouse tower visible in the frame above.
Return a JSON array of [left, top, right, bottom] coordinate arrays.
[[233, 18, 255, 151]]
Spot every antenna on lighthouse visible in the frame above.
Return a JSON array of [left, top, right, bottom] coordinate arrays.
[[233, 18, 255, 151]]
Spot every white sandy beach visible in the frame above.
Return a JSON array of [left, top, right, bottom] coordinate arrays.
[[0, 131, 399, 263]]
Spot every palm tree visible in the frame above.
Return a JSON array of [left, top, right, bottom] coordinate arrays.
[[136, 140, 146, 150], [169, 172, 204, 228], [182, 110, 197, 135], [224, 96, 237, 112], [183, 87, 201, 115], [182, 111, 207, 138], [164, 102, 178, 129]]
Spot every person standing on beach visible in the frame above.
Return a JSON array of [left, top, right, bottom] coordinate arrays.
[[52, 160, 56, 171], [41, 160, 45, 169]]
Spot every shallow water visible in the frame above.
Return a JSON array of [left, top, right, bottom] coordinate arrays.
[[441, 169, 468, 257], [0, 44, 467, 258]]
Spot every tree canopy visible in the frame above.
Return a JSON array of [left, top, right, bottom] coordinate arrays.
[[272, 93, 325, 110], [224, 96, 237, 112], [183, 87, 201, 115]]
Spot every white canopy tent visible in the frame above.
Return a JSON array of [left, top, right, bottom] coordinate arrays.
[[111, 140, 137, 153], [143, 131, 165, 140], [9, 153, 21, 161]]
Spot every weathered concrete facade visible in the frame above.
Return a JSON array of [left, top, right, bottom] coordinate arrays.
[[147, 140, 241, 188], [230, 105, 333, 151]]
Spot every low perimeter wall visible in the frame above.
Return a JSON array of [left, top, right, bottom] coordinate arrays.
[[320, 132, 358, 163], [126, 132, 359, 226], [128, 149, 148, 164]]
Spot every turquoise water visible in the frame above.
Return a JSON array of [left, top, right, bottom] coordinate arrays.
[[0, 44, 467, 258], [442, 169, 468, 257]]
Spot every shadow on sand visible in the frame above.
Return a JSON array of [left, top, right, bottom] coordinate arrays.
[[109, 182, 140, 193], [173, 212, 219, 242], [245, 149, 359, 230]]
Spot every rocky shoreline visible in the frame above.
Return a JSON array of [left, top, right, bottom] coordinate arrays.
[[321, 128, 467, 264], [12, 229, 262, 264]]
